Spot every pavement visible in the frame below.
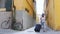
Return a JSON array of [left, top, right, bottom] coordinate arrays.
[[0, 29, 19, 34], [0, 26, 60, 34], [14, 26, 60, 34]]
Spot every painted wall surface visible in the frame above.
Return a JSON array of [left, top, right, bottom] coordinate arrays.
[[0, 12, 12, 29], [46, 0, 55, 30], [36, 14, 41, 24], [24, 0, 34, 17], [14, 0, 24, 10], [46, 0, 60, 30], [16, 10, 35, 30], [27, 0, 34, 9], [54, 0, 60, 30], [14, 0, 34, 17], [14, 0, 35, 30], [23, 10, 35, 30], [47, 0, 55, 29], [0, 0, 5, 8]]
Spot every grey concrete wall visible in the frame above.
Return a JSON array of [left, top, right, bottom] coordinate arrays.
[[16, 10, 23, 23], [16, 10, 35, 30], [0, 0, 5, 8], [23, 11, 35, 30], [0, 10, 35, 30], [0, 12, 12, 29]]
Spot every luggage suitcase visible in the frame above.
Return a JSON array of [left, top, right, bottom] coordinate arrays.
[[34, 24, 41, 32]]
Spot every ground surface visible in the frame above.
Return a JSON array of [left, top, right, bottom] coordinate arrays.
[[0, 27, 60, 34]]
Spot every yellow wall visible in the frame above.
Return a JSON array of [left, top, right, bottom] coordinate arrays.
[[54, 0, 60, 30], [48, 0, 55, 29], [46, 0, 60, 30], [14, 0, 34, 17], [14, 0, 24, 10], [27, 0, 34, 9], [24, 0, 34, 17], [36, 16, 39, 24]]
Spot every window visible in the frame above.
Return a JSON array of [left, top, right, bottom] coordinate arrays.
[[33, 0, 34, 2], [5, 0, 12, 11], [25, 8, 29, 13]]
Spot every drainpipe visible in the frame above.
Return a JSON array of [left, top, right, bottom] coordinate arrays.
[[11, 0, 16, 29]]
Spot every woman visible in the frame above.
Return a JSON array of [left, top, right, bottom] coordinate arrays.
[[40, 13, 46, 32]]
